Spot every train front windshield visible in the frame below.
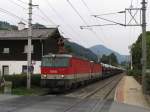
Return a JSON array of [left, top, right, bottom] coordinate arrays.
[[42, 57, 70, 67]]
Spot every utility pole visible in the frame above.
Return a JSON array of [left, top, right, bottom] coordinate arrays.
[[130, 51, 133, 70], [109, 56, 111, 65], [129, 45, 133, 70], [27, 0, 32, 89], [141, 0, 147, 93]]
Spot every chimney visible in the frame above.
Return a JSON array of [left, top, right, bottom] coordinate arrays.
[[18, 21, 25, 30]]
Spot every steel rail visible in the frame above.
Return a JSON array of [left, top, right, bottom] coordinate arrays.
[[62, 74, 123, 112]]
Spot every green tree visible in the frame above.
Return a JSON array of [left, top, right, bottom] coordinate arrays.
[[108, 53, 118, 66], [131, 31, 150, 70], [64, 44, 73, 53], [32, 23, 46, 29], [101, 53, 118, 66], [11, 25, 18, 30], [0, 21, 18, 30], [101, 54, 109, 64], [131, 32, 150, 94], [120, 61, 129, 69]]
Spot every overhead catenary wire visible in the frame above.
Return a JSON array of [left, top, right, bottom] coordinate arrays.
[[80, 0, 111, 45], [80, 0, 122, 22], [7, 0, 55, 26], [80, 0, 114, 46], [45, 0, 101, 45], [94, 15, 125, 26], [45, 0, 74, 28], [16, 0, 57, 26], [7, 0, 112, 46], [7, 0, 105, 45], [80, 0, 137, 52], [33, 12, 54, 25], [37, 7, 57, 26], [67, 0, 89, 25], [80, 0, 91, 14], [44, 0, 88, 44], [67, 0, 106, 44], [8, 0, 82, 43], [7, 0, 27, 10], [0, 7, 27, 23], [16, 0, 28, 5], [32, 0, 80, 43], [93, 12, 124, 16], [81, 24, 117, 28]]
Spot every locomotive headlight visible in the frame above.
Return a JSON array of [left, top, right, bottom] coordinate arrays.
[[61, 75, 65, 78], [43, 75, 47, 78]]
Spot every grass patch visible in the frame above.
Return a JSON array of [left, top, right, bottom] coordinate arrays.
[[0, 87, 3, 94], [1, 86, 49, 96], [1, 74, 49, 96], [12, 87, 49, 96]]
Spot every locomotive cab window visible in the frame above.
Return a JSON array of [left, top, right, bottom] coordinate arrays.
[[42, 57, 70, 67]]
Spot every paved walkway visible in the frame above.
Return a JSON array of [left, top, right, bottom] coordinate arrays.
[[115, 75, 149, 108], [0, 95, 19, 102]]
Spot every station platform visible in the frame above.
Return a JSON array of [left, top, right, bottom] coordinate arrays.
[[115, 75, 150, 108]]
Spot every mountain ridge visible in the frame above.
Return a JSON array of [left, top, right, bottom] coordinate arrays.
[[64, 41, 98, 62], [89, 45, 129, 63]]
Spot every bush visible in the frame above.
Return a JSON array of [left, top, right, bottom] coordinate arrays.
[[145, 74, 150, 94], [31, 74, 41, 87], [127, 69, 141, 76], [127, 69, 142, 84], [4, 74, 41, 88]]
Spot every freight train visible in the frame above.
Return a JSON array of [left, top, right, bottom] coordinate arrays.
[[41, 54, 123, 90]]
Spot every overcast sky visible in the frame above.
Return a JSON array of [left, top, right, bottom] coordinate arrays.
[[0, 0, 150, 55]]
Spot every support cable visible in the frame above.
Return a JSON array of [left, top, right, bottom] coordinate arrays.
[[67, 0, 89, 25], [37, 8, 56, 25], [67, 0, 106, 44], [7, 0, 55, 26], [93, 15, 125, 26], [45, 0, 87, 44], [0, 8, 27, 23], [8, 0, 27, 10], [80, 0, 116, 46], [16, 0, 28, 5]]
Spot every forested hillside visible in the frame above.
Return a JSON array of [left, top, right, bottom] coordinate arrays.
[[64, 41, 98, 62], [0, 21, 18, 30]]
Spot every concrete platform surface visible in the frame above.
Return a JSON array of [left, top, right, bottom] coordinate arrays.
[[0, 96, 150, 112], [115, 76, 149, 108]]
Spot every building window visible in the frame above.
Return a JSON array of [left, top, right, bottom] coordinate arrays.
[[22, 65, 34, 74], [3, 48, 9, 53], [24, 45, 34, 53], [2, 65, 9, 75], [22, 65, 27, 74]]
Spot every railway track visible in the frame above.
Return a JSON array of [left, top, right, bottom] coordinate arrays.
[[65, 73, 123, 99], [62, 73, 124, 112]]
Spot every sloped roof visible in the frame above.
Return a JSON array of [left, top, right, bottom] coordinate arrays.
[[18, 21, 25, 25], [0, 28, 59, 40]]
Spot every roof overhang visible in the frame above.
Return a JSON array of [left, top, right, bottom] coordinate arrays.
[[0, 28, 61, 40]]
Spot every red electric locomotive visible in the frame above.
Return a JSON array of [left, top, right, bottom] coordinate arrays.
[[41, 54, 102, 90]]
